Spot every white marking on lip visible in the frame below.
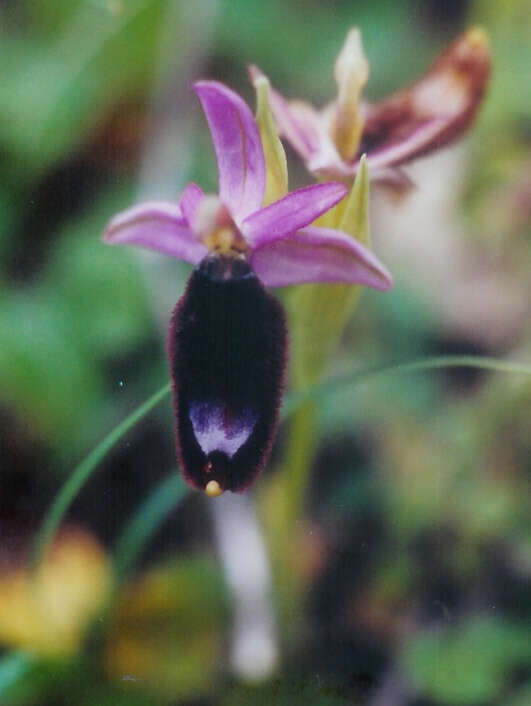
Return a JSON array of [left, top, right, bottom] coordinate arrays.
[[190, 400, 258, 458]]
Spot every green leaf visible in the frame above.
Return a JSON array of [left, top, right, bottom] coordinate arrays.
[[0, 0, 170, 173], [0, 652, 34, 697], [0, 290, 105, 447], [0, 186, 152, 454], [402, 617, 531, 705]]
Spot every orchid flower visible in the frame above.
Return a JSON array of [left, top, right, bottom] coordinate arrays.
[[104, 81, 392, 497], [250, 27, 491, 191]]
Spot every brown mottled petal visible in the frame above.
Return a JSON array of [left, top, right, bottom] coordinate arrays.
[[358, 28, 491, 168]]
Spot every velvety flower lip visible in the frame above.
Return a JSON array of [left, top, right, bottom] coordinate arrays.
[[104, 80, 393, 291], [249, 27, 491, 189]]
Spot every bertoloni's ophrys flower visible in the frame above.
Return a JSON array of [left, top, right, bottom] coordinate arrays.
[[250, 27, 491, 192], [104, 81, 392, 497]]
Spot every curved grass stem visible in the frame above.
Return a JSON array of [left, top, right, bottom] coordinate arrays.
[[31, 356, 531, 574], [30, 383, 171, 573]]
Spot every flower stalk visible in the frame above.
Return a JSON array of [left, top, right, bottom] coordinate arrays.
[[252, 82, 374, 642]]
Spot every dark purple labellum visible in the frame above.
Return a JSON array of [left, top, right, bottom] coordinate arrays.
[[168, 252, 287, 495]]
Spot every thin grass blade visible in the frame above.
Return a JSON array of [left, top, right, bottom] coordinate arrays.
[[113, 472, 187, 584], [30, 382, 171, 572], [32, 355, 530, 574]]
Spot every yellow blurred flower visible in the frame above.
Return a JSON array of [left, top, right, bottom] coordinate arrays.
[[0, 528, 111, 656]]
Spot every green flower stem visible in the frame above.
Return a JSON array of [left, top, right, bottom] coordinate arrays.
[[30, 382, 171, 573], [265, 400, 319, 641], [283, 401, 318, 527]]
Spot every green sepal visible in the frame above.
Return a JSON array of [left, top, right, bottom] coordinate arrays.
[[253, 75, 288, 205]]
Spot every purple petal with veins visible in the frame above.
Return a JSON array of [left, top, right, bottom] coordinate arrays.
[[250, 225, 393, 290], [242, 182, 347, 250], [103, 201, 208, 264], [194, 80, 265, 223]]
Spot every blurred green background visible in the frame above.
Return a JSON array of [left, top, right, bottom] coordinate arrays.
[[0, 1, 530, 704]]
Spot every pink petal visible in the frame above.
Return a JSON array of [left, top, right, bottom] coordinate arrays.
[[241, 182, 347, 250], [103, 200, 208, 264], [178, 182, 205, 225], [193, 81, 265, 222], [250, 225, 393, 290]]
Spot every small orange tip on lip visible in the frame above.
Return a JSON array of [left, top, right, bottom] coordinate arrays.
[[205, 480, 223, 497]]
